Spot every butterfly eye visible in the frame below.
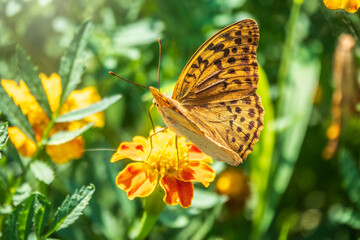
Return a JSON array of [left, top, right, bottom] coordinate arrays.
[[152, 99, 159, 107]]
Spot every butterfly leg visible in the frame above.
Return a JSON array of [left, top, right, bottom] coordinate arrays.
[[148, 104, 156, 139], [175, 135, 180, 176]]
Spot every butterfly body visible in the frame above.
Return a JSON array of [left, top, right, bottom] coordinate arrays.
[[151, 19, 264, 166]]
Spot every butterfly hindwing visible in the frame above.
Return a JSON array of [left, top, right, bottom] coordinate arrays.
[[172, 19, 259, 104], [182, 92, 264, 164]]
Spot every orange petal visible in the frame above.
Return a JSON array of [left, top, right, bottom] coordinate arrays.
[[46, 137, 84, 164], [323, 0, 360, 13], [160, 174, 194, 208], [111, 136, 148, 162], [111, 142, 146, 162], [187, 143, 213, 163], [8, 127, 37, 157], [116, 162, 158, 199], [179, 161, 216, 187]]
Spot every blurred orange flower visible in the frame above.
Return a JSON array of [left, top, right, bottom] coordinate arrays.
[[1, 73, 104, 164], [323, 0, 360, 13], [111, 127, 216, 208]]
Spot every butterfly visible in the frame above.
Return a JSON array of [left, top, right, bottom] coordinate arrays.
[[150, 19, 264, 166]]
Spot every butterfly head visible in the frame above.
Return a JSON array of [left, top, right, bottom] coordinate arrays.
[[150, 86, 172, 110]]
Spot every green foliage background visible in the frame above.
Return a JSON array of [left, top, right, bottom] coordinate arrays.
[[1, 0, 360, 239]]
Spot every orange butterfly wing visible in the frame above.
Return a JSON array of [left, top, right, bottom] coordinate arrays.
[[152, 19, 264, 166]]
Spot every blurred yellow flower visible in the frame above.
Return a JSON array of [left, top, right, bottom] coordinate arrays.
[[1, 73, 104, 164], [216, 168, 250, 210], [111, 127, 216, 208], [323, 0, 360, 13]]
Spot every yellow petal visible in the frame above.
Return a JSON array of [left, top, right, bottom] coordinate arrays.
[[40, 73, 62, 112], [8, 127, 37, 157], [324, 0, 360, 13], [46, 137, 84, 164], [1, 79, 48, 127]]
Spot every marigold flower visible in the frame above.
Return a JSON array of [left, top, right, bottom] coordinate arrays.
[[323, 0, 360, 13], [1, 73, 104, 164], [111, 127, 216, 208]]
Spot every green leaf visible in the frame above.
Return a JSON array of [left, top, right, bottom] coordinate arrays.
[[46, 122, 94, 145], [339, 149, 360, 209], [33, 193, 50, 239], [329, 204, 360, 230], [59, 21, 91, 107], [16, 194, 37, 240], [248, 65, 276, 238], [191, 188, 227, 209], [16, 46, 52, 117], [30, 160, 55, 185], [159, 209, 189, 228], [3, 209, 18, 240], [0, 86, 36, 142], [44, 184, 95, 237], [3, 193, 50, 240], [56, 94, 122, 123], [0, 122, 9, 150], [13, 183, 32, 207], [191, 203, 223, 240]]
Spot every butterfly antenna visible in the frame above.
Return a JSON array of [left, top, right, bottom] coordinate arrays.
[[109, 71, 149, 89], [158, 37, 162, 91]]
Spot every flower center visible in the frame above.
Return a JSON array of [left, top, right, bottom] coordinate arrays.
[[145, 135, 189, 176]]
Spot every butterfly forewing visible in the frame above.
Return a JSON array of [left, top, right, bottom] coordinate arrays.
[[172, 19, 259, 104]]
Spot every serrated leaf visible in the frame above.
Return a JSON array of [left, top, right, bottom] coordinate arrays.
[[46, 122, 94, 145], [44, 184, 95, 237], [0, 122, 9, 150], [3, 209, 18, 240], [16, 194, 37, 240], [16, 46, 52, 117], [33, 193, 50, 238], [12, 183, 32, 206], [339, 149, 360, 209], [0, 86, 36, 142], [59, 21, 91, 107], [56, 94, 122, 123], [30, 161, 55, 185]]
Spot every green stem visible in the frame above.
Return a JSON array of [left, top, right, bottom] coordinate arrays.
[[19, 109, 59, 180], [132, 185, 165, 239], [133, 211, 159, 240], [276, 0, 303, 116]]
